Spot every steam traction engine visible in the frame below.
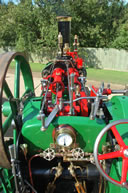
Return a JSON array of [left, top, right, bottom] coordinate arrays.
[[0, 16, 128, 193]]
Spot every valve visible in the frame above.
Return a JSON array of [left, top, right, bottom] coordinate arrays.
[[72, 148, 84, 160], [42, 148, 55, 161]]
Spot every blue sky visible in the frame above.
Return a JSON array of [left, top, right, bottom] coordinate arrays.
[[2, 0, 19, 3]]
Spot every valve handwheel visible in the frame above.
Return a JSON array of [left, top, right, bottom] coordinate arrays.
[[94, 119, 128, 189]]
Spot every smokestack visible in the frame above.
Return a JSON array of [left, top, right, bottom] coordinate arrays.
[[57, 16, 71, 49]]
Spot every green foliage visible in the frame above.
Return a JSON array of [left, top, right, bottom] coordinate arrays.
[[0, 0, 58, 53], [111, 25, 128, 49], [65, 0, 126, 48], [110, 5, 128, 49], [0, 3, 16, 48], [0, 0, 128, 52]]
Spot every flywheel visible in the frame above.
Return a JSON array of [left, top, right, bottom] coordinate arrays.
[[0, 52, 34, 168]]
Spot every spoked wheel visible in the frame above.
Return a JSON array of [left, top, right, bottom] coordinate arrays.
[[94, 119, 128, 189], [0, 52, 34, 169]]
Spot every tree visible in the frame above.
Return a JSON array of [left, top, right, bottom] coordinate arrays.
[[64, 0, 126, 48], [110, 4, 128, 49], [0, 2, 16, 49], [0, 0, 127, 52]]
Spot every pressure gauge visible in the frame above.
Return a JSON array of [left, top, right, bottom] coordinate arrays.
[[56, 133, 73, 147], [53, 124, 76, 147]]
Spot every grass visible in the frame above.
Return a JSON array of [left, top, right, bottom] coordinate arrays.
[[10, 61, 128, 85], [10, 61, 45, 72], [87, 68, 128, 85]]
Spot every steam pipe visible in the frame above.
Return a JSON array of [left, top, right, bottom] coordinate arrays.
[[66, 62, 71, 102], [111, 90, 127, 94], [70, 73, 75, 115]]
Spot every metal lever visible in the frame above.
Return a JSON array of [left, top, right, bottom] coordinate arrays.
[[37, 105, 60, 131], [9, 144, 19, 193]]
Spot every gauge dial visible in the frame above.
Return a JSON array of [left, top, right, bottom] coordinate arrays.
[[56, 133, 73, 147]]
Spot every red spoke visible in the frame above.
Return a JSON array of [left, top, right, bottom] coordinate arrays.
[[121, 159, 128, 183], [98, 151, 122, 160], [111, 126, 126, 147]]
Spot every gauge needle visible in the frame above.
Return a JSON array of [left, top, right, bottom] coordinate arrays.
[[64, 138, 66, 146]]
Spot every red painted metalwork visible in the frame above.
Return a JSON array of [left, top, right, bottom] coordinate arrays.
[[79, 91, 88, 117], [68, 68, 81, 89], [90, 85, 98, 97], [103, 88, 112, 95], [42, 51, 89, 117], [49, 68, 65, 94], [47, 91, 81, 116], [90, 85, 112, 96], [67, 51, 83, 69]]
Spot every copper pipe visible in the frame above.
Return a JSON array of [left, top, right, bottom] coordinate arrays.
[[28, 154, 41, 193]]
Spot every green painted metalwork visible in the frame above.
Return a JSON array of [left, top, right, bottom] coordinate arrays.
[[22, 97, 106, 154], [13, 129, 17, 146], [2, 101, 11, 117], [3, 113, 13, 135], [104, 96, 128, 192], [0, 168, 14, 193], [15, 55, 34, 92], [106, 159, 128, 193], [105, 95, 128, 145], [105, 96, 128, 121], [2, 55, 35, 145], [1, 55, 128, 192], [14, 60, 19, 142], [14, 60, 20, 99], [0, 53, 35, 191]]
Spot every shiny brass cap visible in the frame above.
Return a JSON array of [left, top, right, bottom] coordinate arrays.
[[56, 16, 72, 22]]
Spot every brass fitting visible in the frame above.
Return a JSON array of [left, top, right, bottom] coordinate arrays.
[[73, 35, 79, 51]]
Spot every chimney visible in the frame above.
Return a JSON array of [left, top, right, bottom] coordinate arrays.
[[57, 16, 72, 50]]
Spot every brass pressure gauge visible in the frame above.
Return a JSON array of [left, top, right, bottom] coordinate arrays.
[[53, 124, 76, 147]]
